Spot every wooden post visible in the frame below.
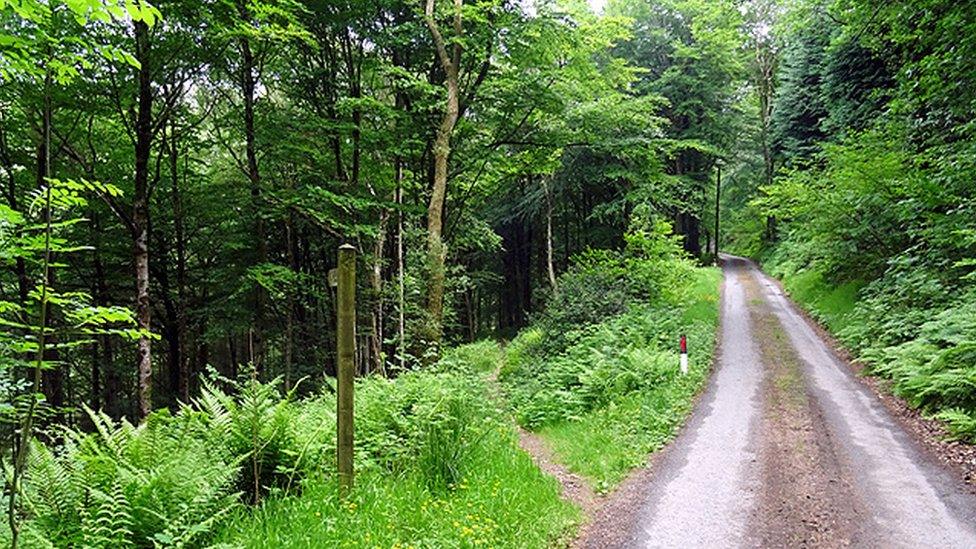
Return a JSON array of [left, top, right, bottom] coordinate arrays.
[[337, 244, 356, 497], [715, 163, 721, 256]]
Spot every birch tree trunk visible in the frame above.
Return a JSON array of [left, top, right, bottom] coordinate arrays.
[[543, 177, 558, 294]]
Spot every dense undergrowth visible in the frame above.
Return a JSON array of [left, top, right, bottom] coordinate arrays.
[[2, 350, 575, 548], [4, 222, 717, 547], [500, 222, 721, 491]]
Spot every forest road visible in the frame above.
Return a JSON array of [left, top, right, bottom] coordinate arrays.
[[613, 255, 976, 548]]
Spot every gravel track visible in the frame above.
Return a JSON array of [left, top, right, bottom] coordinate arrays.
[[579, 256, 976, 548]]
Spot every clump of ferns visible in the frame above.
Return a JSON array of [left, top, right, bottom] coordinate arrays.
[[20, 406, 241, 547]]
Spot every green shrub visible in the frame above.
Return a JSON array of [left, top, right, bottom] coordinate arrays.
[[356, 370, 492, 491], [193, 378, 300, 503], [503, 302, 714, 429], [6, 363, 554, 546], [936, 408, 976, 441], [10, 407, 240, 548], [532, 221, 695, 356], [436, 339, 503, 374], [501, 265, 720, 487]]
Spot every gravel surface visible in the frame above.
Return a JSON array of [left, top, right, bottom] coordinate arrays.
[[744, 272, 872, 547], [573, 256, 976, 548]]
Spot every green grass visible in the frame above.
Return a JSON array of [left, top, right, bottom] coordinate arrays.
[[680, 267, 722, 326], [439, 340, 505, 374], [539, 377, 701, 492], [781, 269, 864, 334], [217, 428, 577, 548], [532, 267, 721, 492]]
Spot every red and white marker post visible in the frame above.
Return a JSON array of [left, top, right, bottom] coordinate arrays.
[[679, 334, 688, 375]]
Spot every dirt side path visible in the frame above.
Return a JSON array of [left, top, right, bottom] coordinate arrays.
[[485, 369, 598, 517], [517, 428, 599, 515]]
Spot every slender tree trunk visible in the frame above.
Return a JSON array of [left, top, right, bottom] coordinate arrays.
[[284, 215, 295, 390], [423, 0, 463, 354], [133, 20, 154, 418], [755, 41, 777, 242], [37, 74, 64, 414], [395, 160, 406, 371], [170, 125, 190, 402], [464, 286, 475, 341], [543, 177, 558, 294], [370, 210, 388, 376], [238, 2, 267, 374]]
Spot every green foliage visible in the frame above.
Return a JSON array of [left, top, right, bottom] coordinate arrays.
[[216, 434, 576, 548], [501, 245, 721, 488], [504, 304, 709, 429], [0, 0, 158, 81], [533, 220, 695, 355], [436, 340, 504, 375], [4, 347, 580, 547], [8, 407, 240, 548], [772, 268, 863, 335], [208, 358, 575, 548], [936, 409, 976, 442], [355, 369, 494, 492]]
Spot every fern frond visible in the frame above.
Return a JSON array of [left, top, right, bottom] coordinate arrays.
[[81, 483, 134, 548]]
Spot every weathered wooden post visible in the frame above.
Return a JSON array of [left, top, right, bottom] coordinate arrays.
[[336, 243, 356, 497], [715, 161, 722, 256]]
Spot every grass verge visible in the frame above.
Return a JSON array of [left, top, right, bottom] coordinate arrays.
[[217, 427, 577, 548], [503, 267, 722, 492], [779, 269, 864, 334]]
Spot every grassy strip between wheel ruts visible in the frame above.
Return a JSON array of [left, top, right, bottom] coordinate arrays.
[[501, 267, 722, 492]]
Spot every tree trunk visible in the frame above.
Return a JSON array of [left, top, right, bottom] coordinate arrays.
[[133, 20, 154, 419], [543, 177, 558, 294], [170, 125, 190, 402], [395, 160, 406, 371], [238, 1, 267, 375], [423, 0, 463, 354], [755, 40, 777, 243], [370, 210, 388, 376], [499, 213, 532, 331], [675, 210, 702, 257], [280, 215, 293, 389], [37, 76, 64, 414]]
